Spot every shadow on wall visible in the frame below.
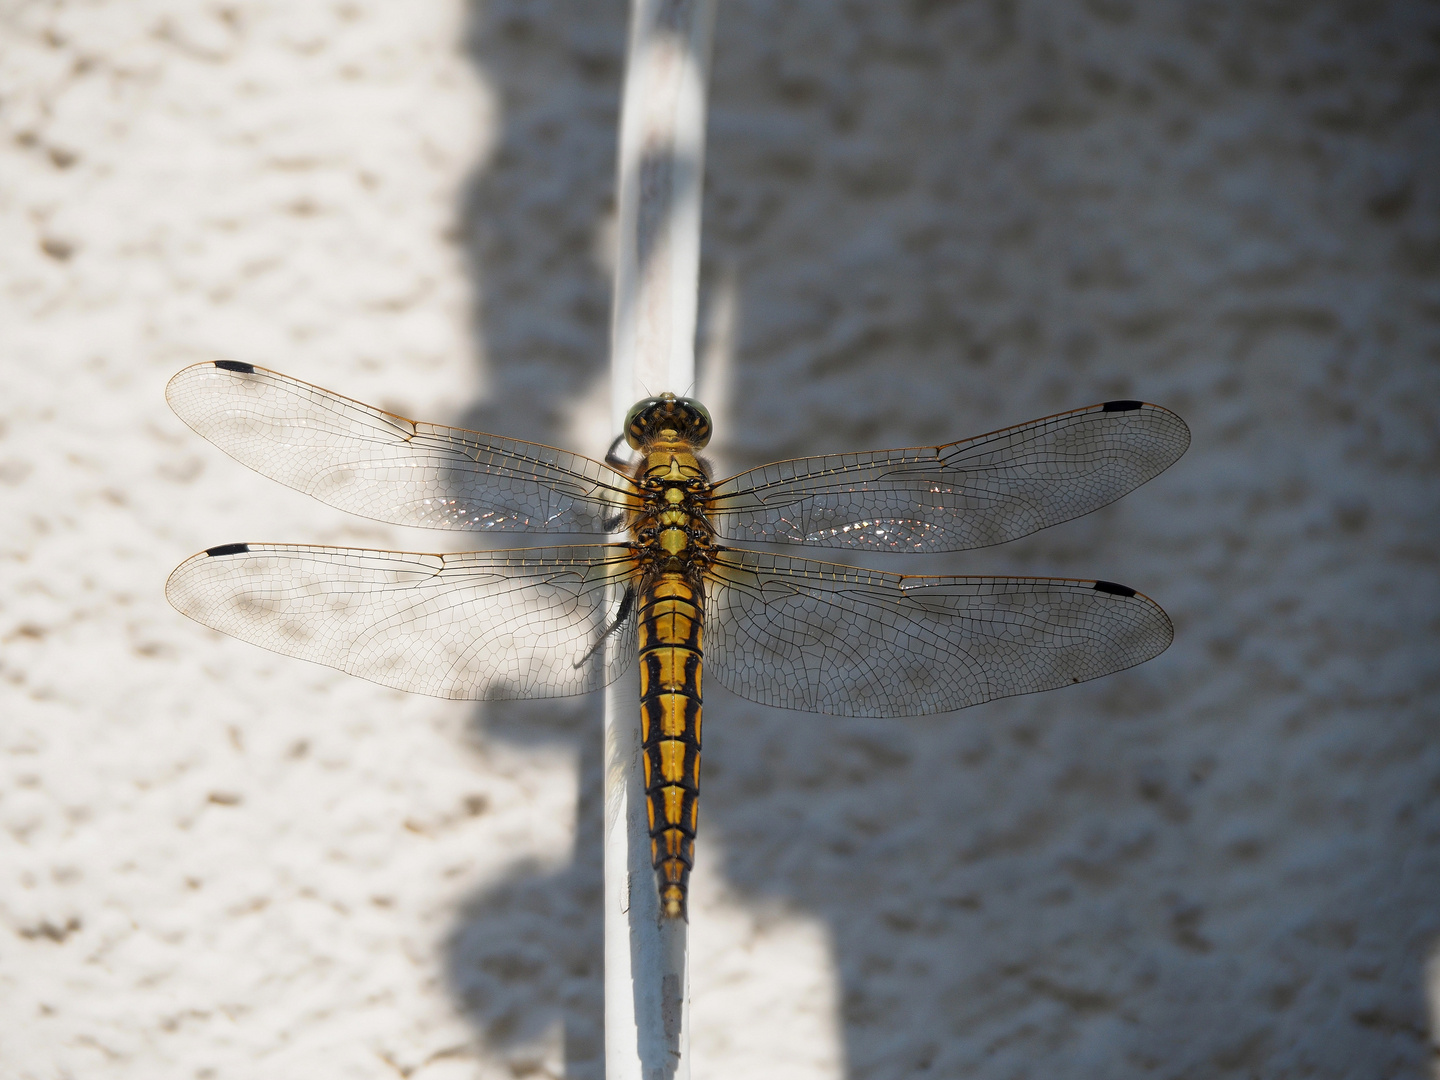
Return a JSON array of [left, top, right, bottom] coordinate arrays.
[[445, 2, 1440, 1078], [449, 2, 621, 446], [442, 5, 623, 1080]]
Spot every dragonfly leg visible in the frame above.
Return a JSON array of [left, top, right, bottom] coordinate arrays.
[[572, 586, 636, 669], [604, 433, 633, 470]]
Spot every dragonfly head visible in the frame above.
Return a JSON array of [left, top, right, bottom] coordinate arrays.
[[624, 392, 712, 450]]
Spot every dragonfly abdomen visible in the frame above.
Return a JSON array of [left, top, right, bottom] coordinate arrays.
[[638, 573, 704, 919]]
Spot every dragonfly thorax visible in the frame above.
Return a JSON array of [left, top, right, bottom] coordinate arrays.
[[633, 456, 715, 565]]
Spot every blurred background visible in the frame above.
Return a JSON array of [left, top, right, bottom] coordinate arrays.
[[3, 2, 1439, 1078]]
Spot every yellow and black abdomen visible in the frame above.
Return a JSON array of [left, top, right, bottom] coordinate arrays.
[[637, 572, 704, 919]]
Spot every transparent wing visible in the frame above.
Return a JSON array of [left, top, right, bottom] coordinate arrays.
[[705, 548, 1173, 717], [708, 401, 1189, 552], [166, 543, 637, 700], [166, 362, 638, 533]]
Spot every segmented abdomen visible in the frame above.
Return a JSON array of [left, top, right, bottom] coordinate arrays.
[[637, 572, 703, 919]]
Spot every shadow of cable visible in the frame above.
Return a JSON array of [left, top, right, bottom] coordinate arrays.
[[450, 0, 623, 445], [440, 4, 625, 1078], [444, 698, 606, 1080]]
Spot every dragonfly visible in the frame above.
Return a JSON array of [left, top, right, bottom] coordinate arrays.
[[165, 361, 1189, 918]]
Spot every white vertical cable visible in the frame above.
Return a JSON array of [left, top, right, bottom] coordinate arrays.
[[604, 2, 716, 1079]]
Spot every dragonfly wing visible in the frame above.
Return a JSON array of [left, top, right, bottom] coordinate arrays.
[[167, 362, 637, 533], [167, 543, 637, 700], [708, 401, 1189, 552], [705, 548, 1173, 717]]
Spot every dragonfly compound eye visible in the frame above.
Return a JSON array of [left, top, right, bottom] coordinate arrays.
[[624, 392, 712, 449]]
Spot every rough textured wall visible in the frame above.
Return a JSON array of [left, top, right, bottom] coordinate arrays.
[[3, 2, 1438, 1079]]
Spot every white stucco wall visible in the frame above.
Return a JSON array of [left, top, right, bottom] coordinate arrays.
[[3, 2, 1438, 1078]]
